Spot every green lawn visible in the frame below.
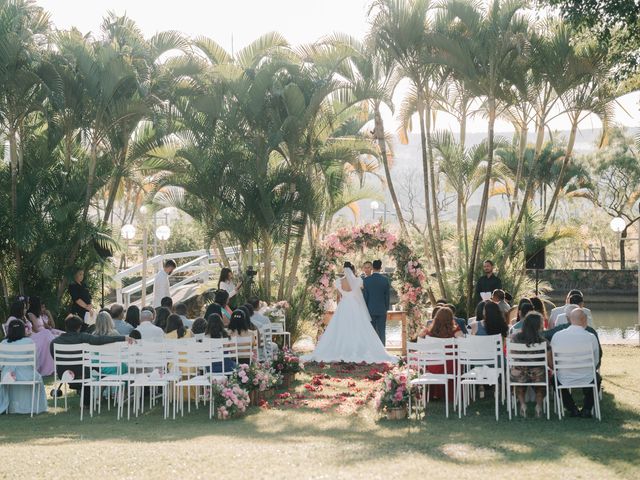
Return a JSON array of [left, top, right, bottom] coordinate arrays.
[[1, 346, 639, 479]]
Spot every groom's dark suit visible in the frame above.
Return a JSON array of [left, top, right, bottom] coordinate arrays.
[[363, 272, 390, 345]]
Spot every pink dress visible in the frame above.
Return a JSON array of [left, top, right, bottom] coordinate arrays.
[[28, 315, 58, 376]]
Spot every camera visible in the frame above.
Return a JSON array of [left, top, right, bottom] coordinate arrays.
[[245, 266, 257, 279]]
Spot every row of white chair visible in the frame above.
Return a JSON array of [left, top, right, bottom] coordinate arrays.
[[406, 335, 601, 421], [0, 343, 42, 417], [51, 336, 255, 420]]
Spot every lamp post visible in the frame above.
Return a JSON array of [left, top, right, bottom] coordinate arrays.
[[370, 200, 397, 222], [156, 225, 171, 255], [370, 201, 379, 220], [610, 216, 640, 343], [121, 224, 136, 269], [140, 205, 149, 307]]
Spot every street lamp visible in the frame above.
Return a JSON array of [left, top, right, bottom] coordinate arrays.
[[370, 201, 380, 220], [155, 225, 171, 254], [121, 224, 136, 269], [610, 217, 625, 233]]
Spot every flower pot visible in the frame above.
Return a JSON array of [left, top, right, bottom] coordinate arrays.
[[249, 390, 261, 406], [263, 388, 275, 400], [386, 406, 408, 420], [282, 373, 292, 389]]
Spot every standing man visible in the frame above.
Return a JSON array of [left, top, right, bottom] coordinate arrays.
[[362, 261, 373, 278], [476, 260, 502, 305], [363, 259, 390, 346], [153, 259, 176, 308]]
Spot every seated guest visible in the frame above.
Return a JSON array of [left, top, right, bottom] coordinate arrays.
[[50, 315, 128, 405], [492, 289, 511, 317], [204, 290, 232, 326], [206, 313, 236, 373], [504, 292, 514, 306], [510, 312, 548, 417], [141, 306, 155, 323], [508, 300, 534, 336], [248, 297, 271, 330], [129, 329, 142, 340], [93, 311, 120, 337], [228, 309, 255, 364], [0, 320, 48, 415], [472, 301, 509, 338], [550, 308, 601, 418], [543, 313, 602, 369], [23, 297, 57, 376], [445, 303, 468, 335], [27, 296, 62, 334], [191, 317, 207, 341], [134, 309, 165, 342], [529, 296, 549, 329], [175, 303, 193, 328], [125, 305, 140, 329], [110, 304, 133, 335], [238, 305, 256, 330], [165, 314, 192, 339], [421, 307, 461, 400], [154, 306, 171, 331], [549, 290, 593, 327], [554, 293, 592, 328], [160, 296, 173, 311]]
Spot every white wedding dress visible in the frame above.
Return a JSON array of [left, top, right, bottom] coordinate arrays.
[[303, 269, 397, 364]]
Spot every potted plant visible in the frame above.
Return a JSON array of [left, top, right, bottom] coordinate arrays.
[[272, 348, 303, 388], [211, 378, 250, 420], [231, 363, 281, 406], [375, 368, 415, 420]]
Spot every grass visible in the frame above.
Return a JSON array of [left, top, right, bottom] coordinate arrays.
[[1, 345, 639, 480]]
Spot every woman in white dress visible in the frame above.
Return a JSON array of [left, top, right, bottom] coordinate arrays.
[[303, 263, 397, 364]]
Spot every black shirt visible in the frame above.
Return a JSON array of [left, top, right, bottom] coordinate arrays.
[[68, 281, 91, 317], [475, 274, 502, 302]]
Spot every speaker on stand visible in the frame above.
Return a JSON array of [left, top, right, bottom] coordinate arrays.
[[525, 247, 546, 295]]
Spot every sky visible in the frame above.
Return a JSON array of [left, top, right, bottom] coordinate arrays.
[[37, 0, 639, 133]]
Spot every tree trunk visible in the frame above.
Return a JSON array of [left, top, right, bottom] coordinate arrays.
[[8, 129, 24, 294], [277, 220, 293, 299], [510, 126, 528, 217], [466, 97, 496, 316], [619, 226, 627, 270], [285, 227, 305, 300], [102, 169, 123, 225], [374, 104, 408, 238], [417, 94, 447, 297], [456, 189, 463, 270], [213, 234, 231, 268], [261, 231, 272, 300], [544, 115, 578, 225], [424, 98, 448, 288]]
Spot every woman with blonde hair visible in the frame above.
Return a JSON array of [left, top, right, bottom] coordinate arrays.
[[93, 311, 119, 337]]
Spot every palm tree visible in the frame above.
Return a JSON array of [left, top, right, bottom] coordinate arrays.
[[369, 0, 449, 297], [324, 33, 409, 237], [439, 0, 529, 313], [0, 0, 54, 293]]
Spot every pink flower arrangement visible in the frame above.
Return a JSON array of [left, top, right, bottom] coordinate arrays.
[[374, 367, 416, 412], [230, 362, 281, 392], [211, 378, 251, 419]]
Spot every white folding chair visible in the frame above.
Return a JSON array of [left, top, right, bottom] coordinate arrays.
[[233, 335, 255, 365], [83, 343, 129, 420], [456, 335, 504, 421], [505, 341, 550, 420], [127, 342, 173, 419], [172, 340, 215, 419], [408, 338, 457, 418], [551, 344, 601, 421], [52, 342, 89, 413], [0, 342, 40, 417]]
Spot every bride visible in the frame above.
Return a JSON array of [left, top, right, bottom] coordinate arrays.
[[303, 262, 397, 364]]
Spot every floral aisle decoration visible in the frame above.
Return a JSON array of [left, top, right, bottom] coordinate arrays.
[[374, 367, 416, 420], [272, 348, 304, 388], [263, 300, 289, 323], [211, 378, 251, 420], [306, 223, 428, 338], [230, 363, 282, 405]]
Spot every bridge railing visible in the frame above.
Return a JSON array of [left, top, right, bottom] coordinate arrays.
[[113, 246, 241, 307]]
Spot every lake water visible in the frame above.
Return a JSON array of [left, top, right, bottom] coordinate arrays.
[[385, 308, 639, 346]]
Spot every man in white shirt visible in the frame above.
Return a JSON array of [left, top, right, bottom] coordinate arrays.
[[153, 260, 176, 308], [134, 309, 165, 342], [550, 308, 601, 418], [550, 290, 593, 327]]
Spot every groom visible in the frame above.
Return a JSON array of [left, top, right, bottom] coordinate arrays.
[[363, 259, 390, 346]]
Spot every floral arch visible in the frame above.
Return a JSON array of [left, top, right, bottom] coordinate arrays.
[[306, 223, 427, 338]]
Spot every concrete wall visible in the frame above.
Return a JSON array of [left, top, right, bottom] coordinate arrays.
[[533, 269, 638, 306]]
